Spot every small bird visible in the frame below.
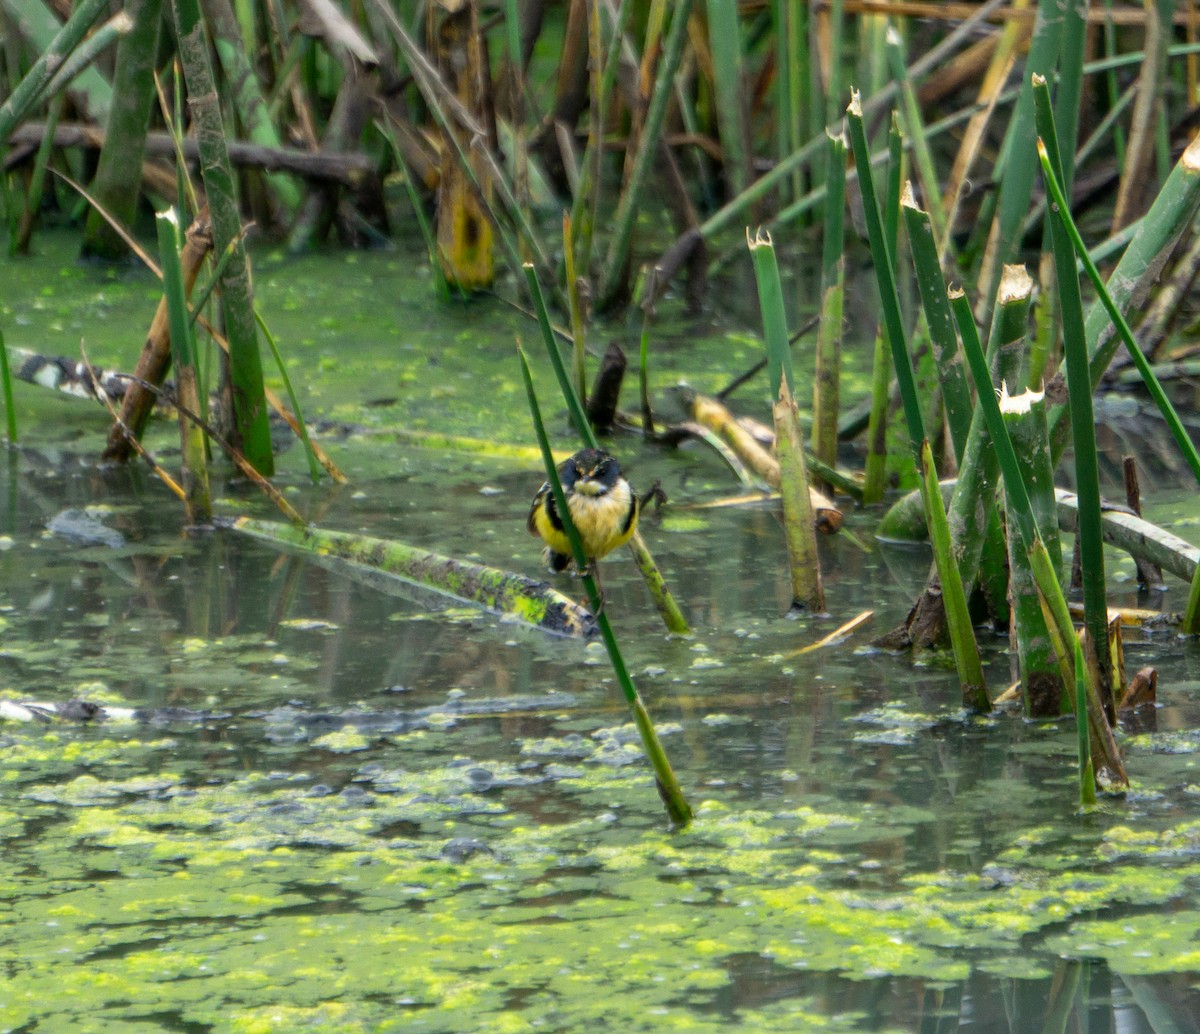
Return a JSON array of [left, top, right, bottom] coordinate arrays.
[[527, 448, 639, 574]]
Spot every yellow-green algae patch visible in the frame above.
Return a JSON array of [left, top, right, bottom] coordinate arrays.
[[4, 712, 1200, 1030]]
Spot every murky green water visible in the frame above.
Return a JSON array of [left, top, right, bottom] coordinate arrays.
[[3, 235, 1200, 1032]]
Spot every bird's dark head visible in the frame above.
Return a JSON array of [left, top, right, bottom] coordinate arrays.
[[560, 448, 622, 497]]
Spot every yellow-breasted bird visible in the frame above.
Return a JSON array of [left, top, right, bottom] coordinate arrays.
[[527, 448, 639, 574]]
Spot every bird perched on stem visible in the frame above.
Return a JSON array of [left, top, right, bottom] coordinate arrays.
[[527, 448, 639, 574]]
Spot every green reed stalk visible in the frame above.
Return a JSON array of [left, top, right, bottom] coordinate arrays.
[[174, 0, 273, 477], [1074, 637, 1097, 807], [27, 17, 129, 132], [823, 0, 845, 126], [0, 325, 16, 442], [0, 0, 112, 142], [955, 279, 1127, 790], [775, 380, 824, 612], [523, 264, 690, 635], [812, 130, 846, 489], [706, 0, 749, 198], [380, 125, 451, 302], [255, 312, 321, 483], [920, 438, 988, 709], [977, 0, 1065, 316], [885, 28, 947, 251], [749, 233, 795, 400], [637, 303, 654, 436], [12, 96, 61, 256], [518, 344, 692, 828], [202, 0, 301, 217], [848, 94, 985, 708], [773, 0, 809, 201], [1034, 78, 1112, 703], [81, 0, 162, 260], [563, 213, 588, 407], [1053, 0, 1088, 199], [1035, 134, 1200, 487], [523, 264, 591, 441], [749, 230, 823, 611], [1184, 567, 1200, 635], [169, 64, 199, 220], [157, 209, 211, 524], [1102, 1, 1128, 168], [1072, 134, 1200, 433], [569, 0, 634, 279], [1002, 385, 1068, 716], [848, 102, 921, 445], [936, 274, 1028, 612], [597, 0, 693, 308], [862, 117, 904, 503], [901, 189, 972, 463]]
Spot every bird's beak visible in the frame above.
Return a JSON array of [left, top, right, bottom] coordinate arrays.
[[574, 476, 606, 497]]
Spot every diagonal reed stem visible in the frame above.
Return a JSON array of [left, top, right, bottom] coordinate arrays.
[[518, 344, 692, 827]]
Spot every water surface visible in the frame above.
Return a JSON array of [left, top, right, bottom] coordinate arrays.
[[2, 236, 1200, 1032]]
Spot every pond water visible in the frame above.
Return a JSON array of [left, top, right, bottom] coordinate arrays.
[[3, 234, 1200, 1032]]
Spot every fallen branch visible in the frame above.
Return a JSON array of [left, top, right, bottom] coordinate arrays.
[[224, 517, 599, 638], [6, 122, 373, 185]]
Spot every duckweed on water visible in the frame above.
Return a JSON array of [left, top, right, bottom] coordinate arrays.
[[5, 709, 1200, 1030]]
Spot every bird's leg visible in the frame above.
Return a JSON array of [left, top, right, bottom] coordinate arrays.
[[639, 480, 668, 511], [579, 557, 606, 616]]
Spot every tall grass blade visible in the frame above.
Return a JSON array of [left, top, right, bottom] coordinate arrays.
[[0, 0, 113, 142], [174, 0, 273, 476], [812, 130, 846, 489], [523, 264, 593, 445], [848, 94, 986, 703], [1003, 384, 1068, 716], [955, 278, 1127, 787], [1036, 137, 1200, 487], [977, 0, 1066, 315], [12, 95, 62, 256], [563, 212, 588, 406], [920, 439, 988, 711], [597, 0, 694, 309], [1033, 76, 1112, 704], [1075, 637, 1098, 807], [381, 124, 451, 302], [749, 229, 823, 611], [885, 27, 947, 251], [157, 208, 211, 524], [1184, 566, 1200, 635], [569, 0, 634, 279], [846, 94, 923, 449], [901, 187, 972, 463], [518, 344, 692, 827], [254, 311, 321, 484], [0, 325, 17, 442], [705, 0, 749, 198], [862, 115, 906, 503]]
